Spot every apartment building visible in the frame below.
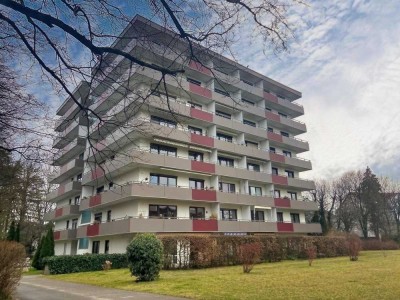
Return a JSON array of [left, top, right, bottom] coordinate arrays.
[[46, 15, 321, 256]]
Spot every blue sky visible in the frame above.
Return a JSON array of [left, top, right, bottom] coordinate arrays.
[[19, 0, 400, 180]]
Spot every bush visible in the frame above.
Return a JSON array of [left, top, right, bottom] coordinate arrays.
[[306, 244, 317, 266], [43, 253, 128, 274], [238, 242, 262, 273], [31, 236, 44, 270], [362, 239, 399, 251], [347, 234, 362, 261], [126, 233, 163, 281], [0, 241, 26, 299]]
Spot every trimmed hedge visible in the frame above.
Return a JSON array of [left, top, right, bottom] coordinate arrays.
[[44, 253, 128, 274], [44, 235, 351, 274], [361, 239, 399, 251]]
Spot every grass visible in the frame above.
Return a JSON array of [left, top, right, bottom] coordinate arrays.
[[51, 251, 400, 299], [23, 268, 43, 276]]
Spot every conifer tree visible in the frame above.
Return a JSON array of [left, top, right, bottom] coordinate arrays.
[[6, 220, 16, 241]]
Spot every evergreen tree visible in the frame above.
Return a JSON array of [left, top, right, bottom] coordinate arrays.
[[6, 220, 16, 241], [39, 227, 55, 268], [15, 222, 20, 242], [32, 236, 44, 270]]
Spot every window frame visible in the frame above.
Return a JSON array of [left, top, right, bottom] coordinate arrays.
[[218, 156, 234, 167], [189, 207, 205, 219], [220, 208, 238, 220], [150, 173, 178, 187], [149, 204, 178, 218], [189, 178, 205, 190]]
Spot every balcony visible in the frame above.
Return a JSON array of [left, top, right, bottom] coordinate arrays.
[[56, 81, 90, 117], [267, 131, 309, 153], [46, 181, 82, 202], [75, 217, 321, 236], [49, 159, 84, 184], [269, 152, 312, 171], [53, 117, 88, 149], [217, 192, 274, 206], [53, 228, 77, 241], [274, 198, 318, 211], [44, 204, 80, 221], [272, 175, 315, 190], [264, 91, 304, 118], [265, 111, 306, 135], [53, 137, 86, 166]]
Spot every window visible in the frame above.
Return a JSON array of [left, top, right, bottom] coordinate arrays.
[[104, 240, 110, 254], [78, 238, 89, 249], [214, 88, 230, 97], [81, 211, 91, 224], [274, 190, 281, 198], [249, 186, 262, 196], [217, 132, 233, 142], [187, 77, 201, 86], [187, 101, 202, 109], [268, 127, 274, 132], [108, 182, 114, 189], [189, 178, 205, 190], [277, 212, 284, 222], [188, 126, 203, 135], [272, 167, 278, 175], [74, 196, 80, 205], [66, 220, 70, 229], [269, 147, 276, 153], [283, 150, 292, 157], [78, 153, 84, 160], [189, 151, 203, 162], [107, 210, 112, 222], [190, 207, 205, 219], [150, 143, 177, 156], [242, 98, 255, 106], [290, 213, 300, 223], [219, 182, 236, 193], [245, 140, 258, 148], [280, 131, 289, 137], [265, 107, 271, 112], [247, 163, 260, 172], [218, 156, 234, 167], [278, 112, 288, 118], [150, 174, 177, 187], [288, 192, 297, 200], [94, 212, 102, 223], [72, 218, 78, 229], [243, 119, 256, 127], [92, 241, 100, 254], [216, 110, 231, 119], [77, 173, 82, 181], [152, 90, 177, 100], [150, 115, 176, 128], [96, 186, 104, 194], [149, 205, 177, 218], [69, 198, 72, 205], [285, 170, 295, 178], [220, 208, 237, 220], [251, 211, 265, 221]]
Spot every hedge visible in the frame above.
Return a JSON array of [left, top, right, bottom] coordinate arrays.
[[44, 235, 351, 274], [361, 239, 399, 251], [43, 253, 128, 274]]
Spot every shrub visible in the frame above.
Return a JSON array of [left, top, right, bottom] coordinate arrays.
[[362, 239, 399, 251], [102, 260, 112, 271], [306, 244, 317, 266], [31, 236, 44, 270], [238, 242, 262, 273], [0, 241, 26, 299], [347, 234, 362, 261], [43, 253, 128, 274], [126, 233, 163, 281]]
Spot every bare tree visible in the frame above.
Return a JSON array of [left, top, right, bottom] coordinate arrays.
[[380, 177, 400, 239]]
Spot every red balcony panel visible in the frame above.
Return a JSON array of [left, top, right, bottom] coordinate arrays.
[[189, 83, 212, 99], [191, 133, 214, 148], [53, 231, 61, 240], [191, 160, 215, 174], [265, 111, 281, 122], [192, 189, 217, 201], [270, 152, 285, 163], [55, 208, 64, 218], [272, 175, 288, 185], [277, 222, 294, 232], [274, 198, 291, 208], [264, 92, 278, 103], [91, 167, 105, 180], [193, 219, 218, 231], [190, 108, 213, 122], [267, 132, 283, 143], [87, 223, 100, 236], [189, 61, 213, 76], [89, 194, 102, 207], [58, 185, 65, 195]]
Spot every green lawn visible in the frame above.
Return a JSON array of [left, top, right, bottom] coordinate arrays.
[[23, 268, 43, 276], [51, 251, 400, 299]]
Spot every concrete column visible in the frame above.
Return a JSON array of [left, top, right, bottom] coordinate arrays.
[[241, 205, 251, 221], [207, 100, 216, 114], [208, 124, 216, 138], [237, 132, 245, 145], [239, 156, 247, 169], [210, 149, 218, 163], [240, 179, 249, 195]]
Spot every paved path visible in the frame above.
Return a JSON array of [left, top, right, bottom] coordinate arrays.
[[16, 275, 186, 300]]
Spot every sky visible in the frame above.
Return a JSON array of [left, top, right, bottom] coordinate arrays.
[[14, 0, 400, 181], [231, 0, 400, 180]]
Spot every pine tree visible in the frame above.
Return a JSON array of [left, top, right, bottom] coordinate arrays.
[[39, 227, 55, 269], [15, 222, 20, 242], [32, 236, 44, 270], [6, 220, 16, 241]]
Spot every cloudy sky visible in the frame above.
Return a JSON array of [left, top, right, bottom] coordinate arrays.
[[233, 0, 400, 180]]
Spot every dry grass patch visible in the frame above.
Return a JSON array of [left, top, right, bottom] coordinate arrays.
[[51, 251, 400, 300]]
